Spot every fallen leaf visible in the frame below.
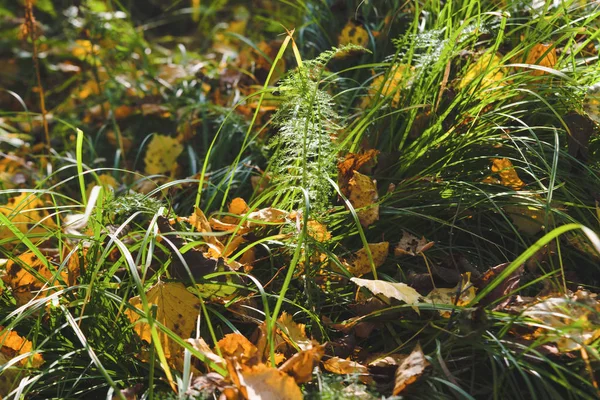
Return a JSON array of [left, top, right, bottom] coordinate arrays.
[[504, 204, 546, 235], [188, 337, 226, 368], [277, 312, 313, 351], [487, 158, 525, 190], [306, 220, 332, 242], [351, 277, 421, 313], [279, 343, 325, 384], [522, 289, 600, 352], [525, 43, 557, 76], [0, 192, 57, 243], [424, 273, 477, 317], [393, 343, 430, 395], [126, 281, 200, 365], [230, 198, 249, 215], [347, 242, 389, 277], [0, 328, 44, 368], [323, 357, 373, 384], [144, 134, 184, 175], [458, 53, 505, 93], [337, 150, 379, 195], [1, 251, 79, 305], [474, 263, 523, 308], [394, 231, 434, 256], [348, 171, 379, 228], [338, 21, 369, 47], [229, 360, 303, 400], [217, 333, 258, 365], [363, 65, 414, 107], [246, 208, 288, 227]]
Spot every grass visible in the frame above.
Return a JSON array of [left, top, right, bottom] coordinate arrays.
[[0, 0, 600, 398]]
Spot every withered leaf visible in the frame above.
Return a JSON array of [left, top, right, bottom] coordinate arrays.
[[393, 343, 430, 395], [348, 171, 379, 228], [395, 231, 434, 257]]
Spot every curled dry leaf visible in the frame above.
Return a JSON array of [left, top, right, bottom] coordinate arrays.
[[347, 242, 389, 277], [337, 150, 379, 195], [351, 277, 421, 313], [277, 312, 313, 351], [217, 333, 258, 365], [144, 134, 184, 175], [323, 357, 374, 385], [393, 343, 430, 395], [348, 171, 379, 228], [279, 343, 325, 384], [424, 272, 477, 317], [228, 360, 303, 400], [246, 208, 289, 227], [0, 327, 44, 368], [522, 289, 600, 352], [395, 231, 434, 257], [187, 338, 225, 368], [0, 192, 57, 242], [125, 281, 200, 367]]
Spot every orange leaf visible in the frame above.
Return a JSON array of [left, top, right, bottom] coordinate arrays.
[[323, 357, 373, 384], [525, 43, 557, 76], [0, 328, 44, 368], [347, 242, 389, 277], [393, 343, 430, 395], [348, 171, 379, 227]]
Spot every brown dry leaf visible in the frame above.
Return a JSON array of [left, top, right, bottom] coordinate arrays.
[[425, 273, 477, 317], [0, 192, 57, 242], [395, 231, 434, 257], [347, 242, 389, 277], [187, 337, 226, 368], [279, 343, 325, 384], [246, 208, 288, 227], [337, 150, 379, 195], [229, 361, 303, 400], [367, 353, 408, 368], [0, 327, 44, 368], [351, 277, 422, 313], [525, 43, 557, 76], [323, 357, 373, 384], [348, 171, 379, 228], [522, 289, 600, 352], [144, 134, 184, 175], [393, 343, 430, 395], [187, 207, 223, 250], [217, 333, 258, 365], [277, 312, 312, 351], [125, 281, 200, 364], [1, 251, 78, 305]]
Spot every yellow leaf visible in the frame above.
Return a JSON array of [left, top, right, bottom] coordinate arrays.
[[0, 327, 44, 368], [229, 361, 303, 400], [306, 220, 331, 242], [71, 39, 99, 59], [458, 53, 505, 93], [363, 65, 413, 107], [323, 357, 373, 384], [505, 204, 546, 235], [351, 277, 421, 313], [86, 174, 118, 198], [348, 171, 379, 227], [522, 289, 600, 352], [217, 333, 258, 365], [277, 312, 312, 351], [144, 134, 184, 175], [525, 43, 557, 76], [1, 251, 79, 306], [347, 242, 389, 277], [126, 281, 200, 364], [0, 193, 57, 243], [393, 343, 430, 395], [279, 344, 325, 384], [338, 21, 369, 47], [424, 273, 476, 317], [490, 158, 525, 190]]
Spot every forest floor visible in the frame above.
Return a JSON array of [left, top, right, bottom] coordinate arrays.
[[0, 0, 600, 399]]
